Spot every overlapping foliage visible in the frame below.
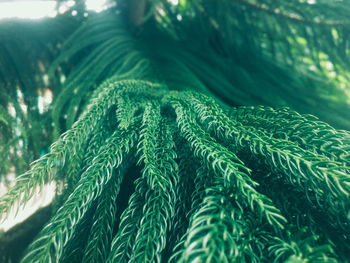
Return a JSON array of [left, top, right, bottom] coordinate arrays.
[[2, 0, 350, 180], [1, 0, 350, 262], [1, 79, 349, 262]]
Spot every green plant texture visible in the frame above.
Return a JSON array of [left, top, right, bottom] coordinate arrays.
[[1, 0, 350, 262], [1, 79, 349, 262]]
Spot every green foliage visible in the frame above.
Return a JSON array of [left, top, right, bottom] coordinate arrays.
[[228, 106, 350, 167], [146, 0, 350, 129], [1, 79, 349, 262], [21, 113, 138, 262], [107, 177, 147, 262], [1, 0, 350, 262], [48, 4, 350, 135]]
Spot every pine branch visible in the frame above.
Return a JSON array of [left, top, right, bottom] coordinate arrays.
[[229, 105, 350, 166], [168, 95, 287, 231], [106, 177, 147, 262], [21, 125, 138, 262], [82, 165, 123, 263], [129, 104, 178, 262], [181, 91, 350, 230], [0, 80, 161, 218]]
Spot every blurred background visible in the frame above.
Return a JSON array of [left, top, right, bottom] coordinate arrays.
[[0, 1, 113, 233]]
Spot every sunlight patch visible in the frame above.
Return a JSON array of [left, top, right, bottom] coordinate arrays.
[[0, 1, 57, 20], [0, 182, 56, 231], [86, 0, 108, 13]]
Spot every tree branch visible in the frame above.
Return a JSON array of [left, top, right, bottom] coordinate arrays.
[[128, 0, 147, 28]]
